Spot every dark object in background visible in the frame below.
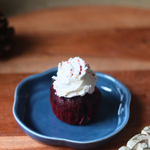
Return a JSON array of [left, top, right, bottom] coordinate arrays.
[[0, 11, 15, 57]]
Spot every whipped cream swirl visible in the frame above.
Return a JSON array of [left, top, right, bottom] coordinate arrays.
[[52, 57, 97, 98]]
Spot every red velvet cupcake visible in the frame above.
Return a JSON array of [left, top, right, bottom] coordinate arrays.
[[50, 57, 101, 125]]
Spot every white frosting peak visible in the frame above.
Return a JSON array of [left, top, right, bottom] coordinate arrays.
[[52, 57, 97, 98]]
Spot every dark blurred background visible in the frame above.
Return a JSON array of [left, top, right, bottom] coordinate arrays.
[[1, 0, 150, 17]]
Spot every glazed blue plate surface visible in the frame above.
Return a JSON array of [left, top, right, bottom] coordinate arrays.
[[13, 68, 131, 149]]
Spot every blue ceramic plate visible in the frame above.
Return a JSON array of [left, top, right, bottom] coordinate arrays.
[[13, 68, 131, 149]]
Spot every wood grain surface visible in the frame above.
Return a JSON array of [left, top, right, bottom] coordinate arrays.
[[1, 6, 150, 73], [1, 5, 150, 150], [1, 71, 150, 150]]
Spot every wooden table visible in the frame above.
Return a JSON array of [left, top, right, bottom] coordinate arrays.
[[1, 6, 150, 150]]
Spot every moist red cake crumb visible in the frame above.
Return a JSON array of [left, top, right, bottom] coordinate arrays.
[[50, 83, 101, 125]]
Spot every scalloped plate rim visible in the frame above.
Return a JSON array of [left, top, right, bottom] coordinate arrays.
[[13, 67, 131, 146]]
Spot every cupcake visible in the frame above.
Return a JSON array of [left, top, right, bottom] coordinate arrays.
[[50, 57, 101, 125]]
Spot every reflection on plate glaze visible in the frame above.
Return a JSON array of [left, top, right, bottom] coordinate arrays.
[[117, 87, 125, 102], [118, 103, 125, 125], [100, 86, 112, 92], [116, 87, 127, 126]]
